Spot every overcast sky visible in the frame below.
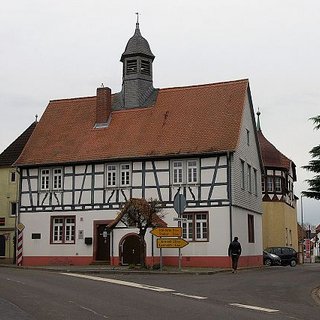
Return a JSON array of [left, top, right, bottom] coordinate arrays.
[[1, 0, 319, 225]]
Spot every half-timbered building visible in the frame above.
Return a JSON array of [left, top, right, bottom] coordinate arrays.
[[256, 112, 298, 251], [15, 21, 263, 267]]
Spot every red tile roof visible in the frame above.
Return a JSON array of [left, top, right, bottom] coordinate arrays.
[[257, 130, 294, 173], [15, 79, 249, 166]]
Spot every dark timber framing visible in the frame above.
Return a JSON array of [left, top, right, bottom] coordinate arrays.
[[19, 155, 230, 212]]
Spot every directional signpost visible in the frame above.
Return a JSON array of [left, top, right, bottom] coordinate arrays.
[[151, 227, 182, 237], [150, 225, 188, 271], [156, 238, 189, 248]]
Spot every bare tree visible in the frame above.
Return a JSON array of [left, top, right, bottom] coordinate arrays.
[[120, 198, 165, 267]]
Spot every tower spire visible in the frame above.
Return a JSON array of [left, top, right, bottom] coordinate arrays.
[[256, 108, 261, 132], [134, 12, 140, 34]]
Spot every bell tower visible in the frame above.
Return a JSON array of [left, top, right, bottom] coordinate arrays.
[[120, 14, 156, 109]]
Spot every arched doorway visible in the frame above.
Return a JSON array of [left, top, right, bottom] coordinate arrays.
[[120, 234, 143, 265]]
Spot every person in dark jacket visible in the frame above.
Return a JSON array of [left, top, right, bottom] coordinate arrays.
[[228, 237, 242, 273]]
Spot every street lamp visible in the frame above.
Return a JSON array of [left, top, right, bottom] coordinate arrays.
[[300, 195, 305, 264]]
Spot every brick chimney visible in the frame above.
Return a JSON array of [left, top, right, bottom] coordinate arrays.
[[96, 86, 111, 125]]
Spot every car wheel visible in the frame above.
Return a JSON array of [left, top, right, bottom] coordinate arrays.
[[290, 260, 297, 267], [265, 259, 272, 266]]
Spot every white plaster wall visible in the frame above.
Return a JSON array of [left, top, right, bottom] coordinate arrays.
[[231, 206, 263, 256], [21, 209, 119, 256]]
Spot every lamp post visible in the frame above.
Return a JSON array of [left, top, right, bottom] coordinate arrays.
[[300, 195, 305, 264]]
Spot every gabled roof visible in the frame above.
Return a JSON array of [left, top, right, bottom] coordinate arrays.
[[257, 130, 296, 180], [0, 121, 37, 167], [15, 79, 249, 167]]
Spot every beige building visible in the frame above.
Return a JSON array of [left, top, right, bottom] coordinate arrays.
[[0, 122, 36, 263], [257, 112, 298, 251]]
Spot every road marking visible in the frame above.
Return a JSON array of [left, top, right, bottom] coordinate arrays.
[[62, 273, 175, 292], [172, 293, 207, 300], [230, 303, 279, 313], [62, 273, 207, 300], [69, 301, 109, 318], [6, 278, 26, 285]]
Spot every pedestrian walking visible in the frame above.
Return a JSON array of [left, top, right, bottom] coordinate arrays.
[[228, 236, 242, 273]]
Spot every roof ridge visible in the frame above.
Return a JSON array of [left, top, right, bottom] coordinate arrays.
[[49, 95, 97, 103], [160, 78, 249, 92]]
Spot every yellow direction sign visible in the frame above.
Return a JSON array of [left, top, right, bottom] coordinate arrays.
[[150, 227, 182, 237], [156, 238, 189, 248]]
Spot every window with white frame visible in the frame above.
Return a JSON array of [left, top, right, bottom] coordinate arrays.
[[267, 176, 274, 192], [275, 176, 282, 193], [53, 168, 62, 190], [40, 169, 50, 190], [261, 177, 265, 192], [51, 216, 75, 244], [195, 213, 208, 240], [187, 160, 198, 184], [106, 164, 117, 187], [106, 163, 131, 188], [182, 212, 208, 242], [120, 163, 131, 186], [182, 214, 193, 240], [172, 159, 199, 185], [173, 160, 183, 184], [40, 168, 63, 191]]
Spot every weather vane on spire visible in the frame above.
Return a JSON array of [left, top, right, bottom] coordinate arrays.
[[256, 108, 261, 131]]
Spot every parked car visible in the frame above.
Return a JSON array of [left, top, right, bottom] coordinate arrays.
[[263, 250, 281, 266], [264, 247, 298, 267]]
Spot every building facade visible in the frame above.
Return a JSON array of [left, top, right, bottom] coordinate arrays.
[[257, 112, 299, 251], [0, 122, 36, 263], [15, 21, 264, 268]]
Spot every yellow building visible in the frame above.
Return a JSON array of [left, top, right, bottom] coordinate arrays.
[[0, 122, 36, 263], [257, 112, 298, 251]]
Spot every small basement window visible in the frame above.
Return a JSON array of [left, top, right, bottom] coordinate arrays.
[[126, 60, 137, 75]]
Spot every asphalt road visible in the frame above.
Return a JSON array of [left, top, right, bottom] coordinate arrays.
[[0, 264, 319, 320]]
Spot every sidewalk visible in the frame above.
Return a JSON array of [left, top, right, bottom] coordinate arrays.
[[0, 263, 228, 275]]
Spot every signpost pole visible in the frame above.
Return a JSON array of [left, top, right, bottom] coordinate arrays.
[[160, 247, 163, 271], [178, 195, 181, 271], [173, 193, 186, 271]]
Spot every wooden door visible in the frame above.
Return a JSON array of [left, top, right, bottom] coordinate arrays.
[[96, 225, 110, 262], [122, 235, 141, 265]]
